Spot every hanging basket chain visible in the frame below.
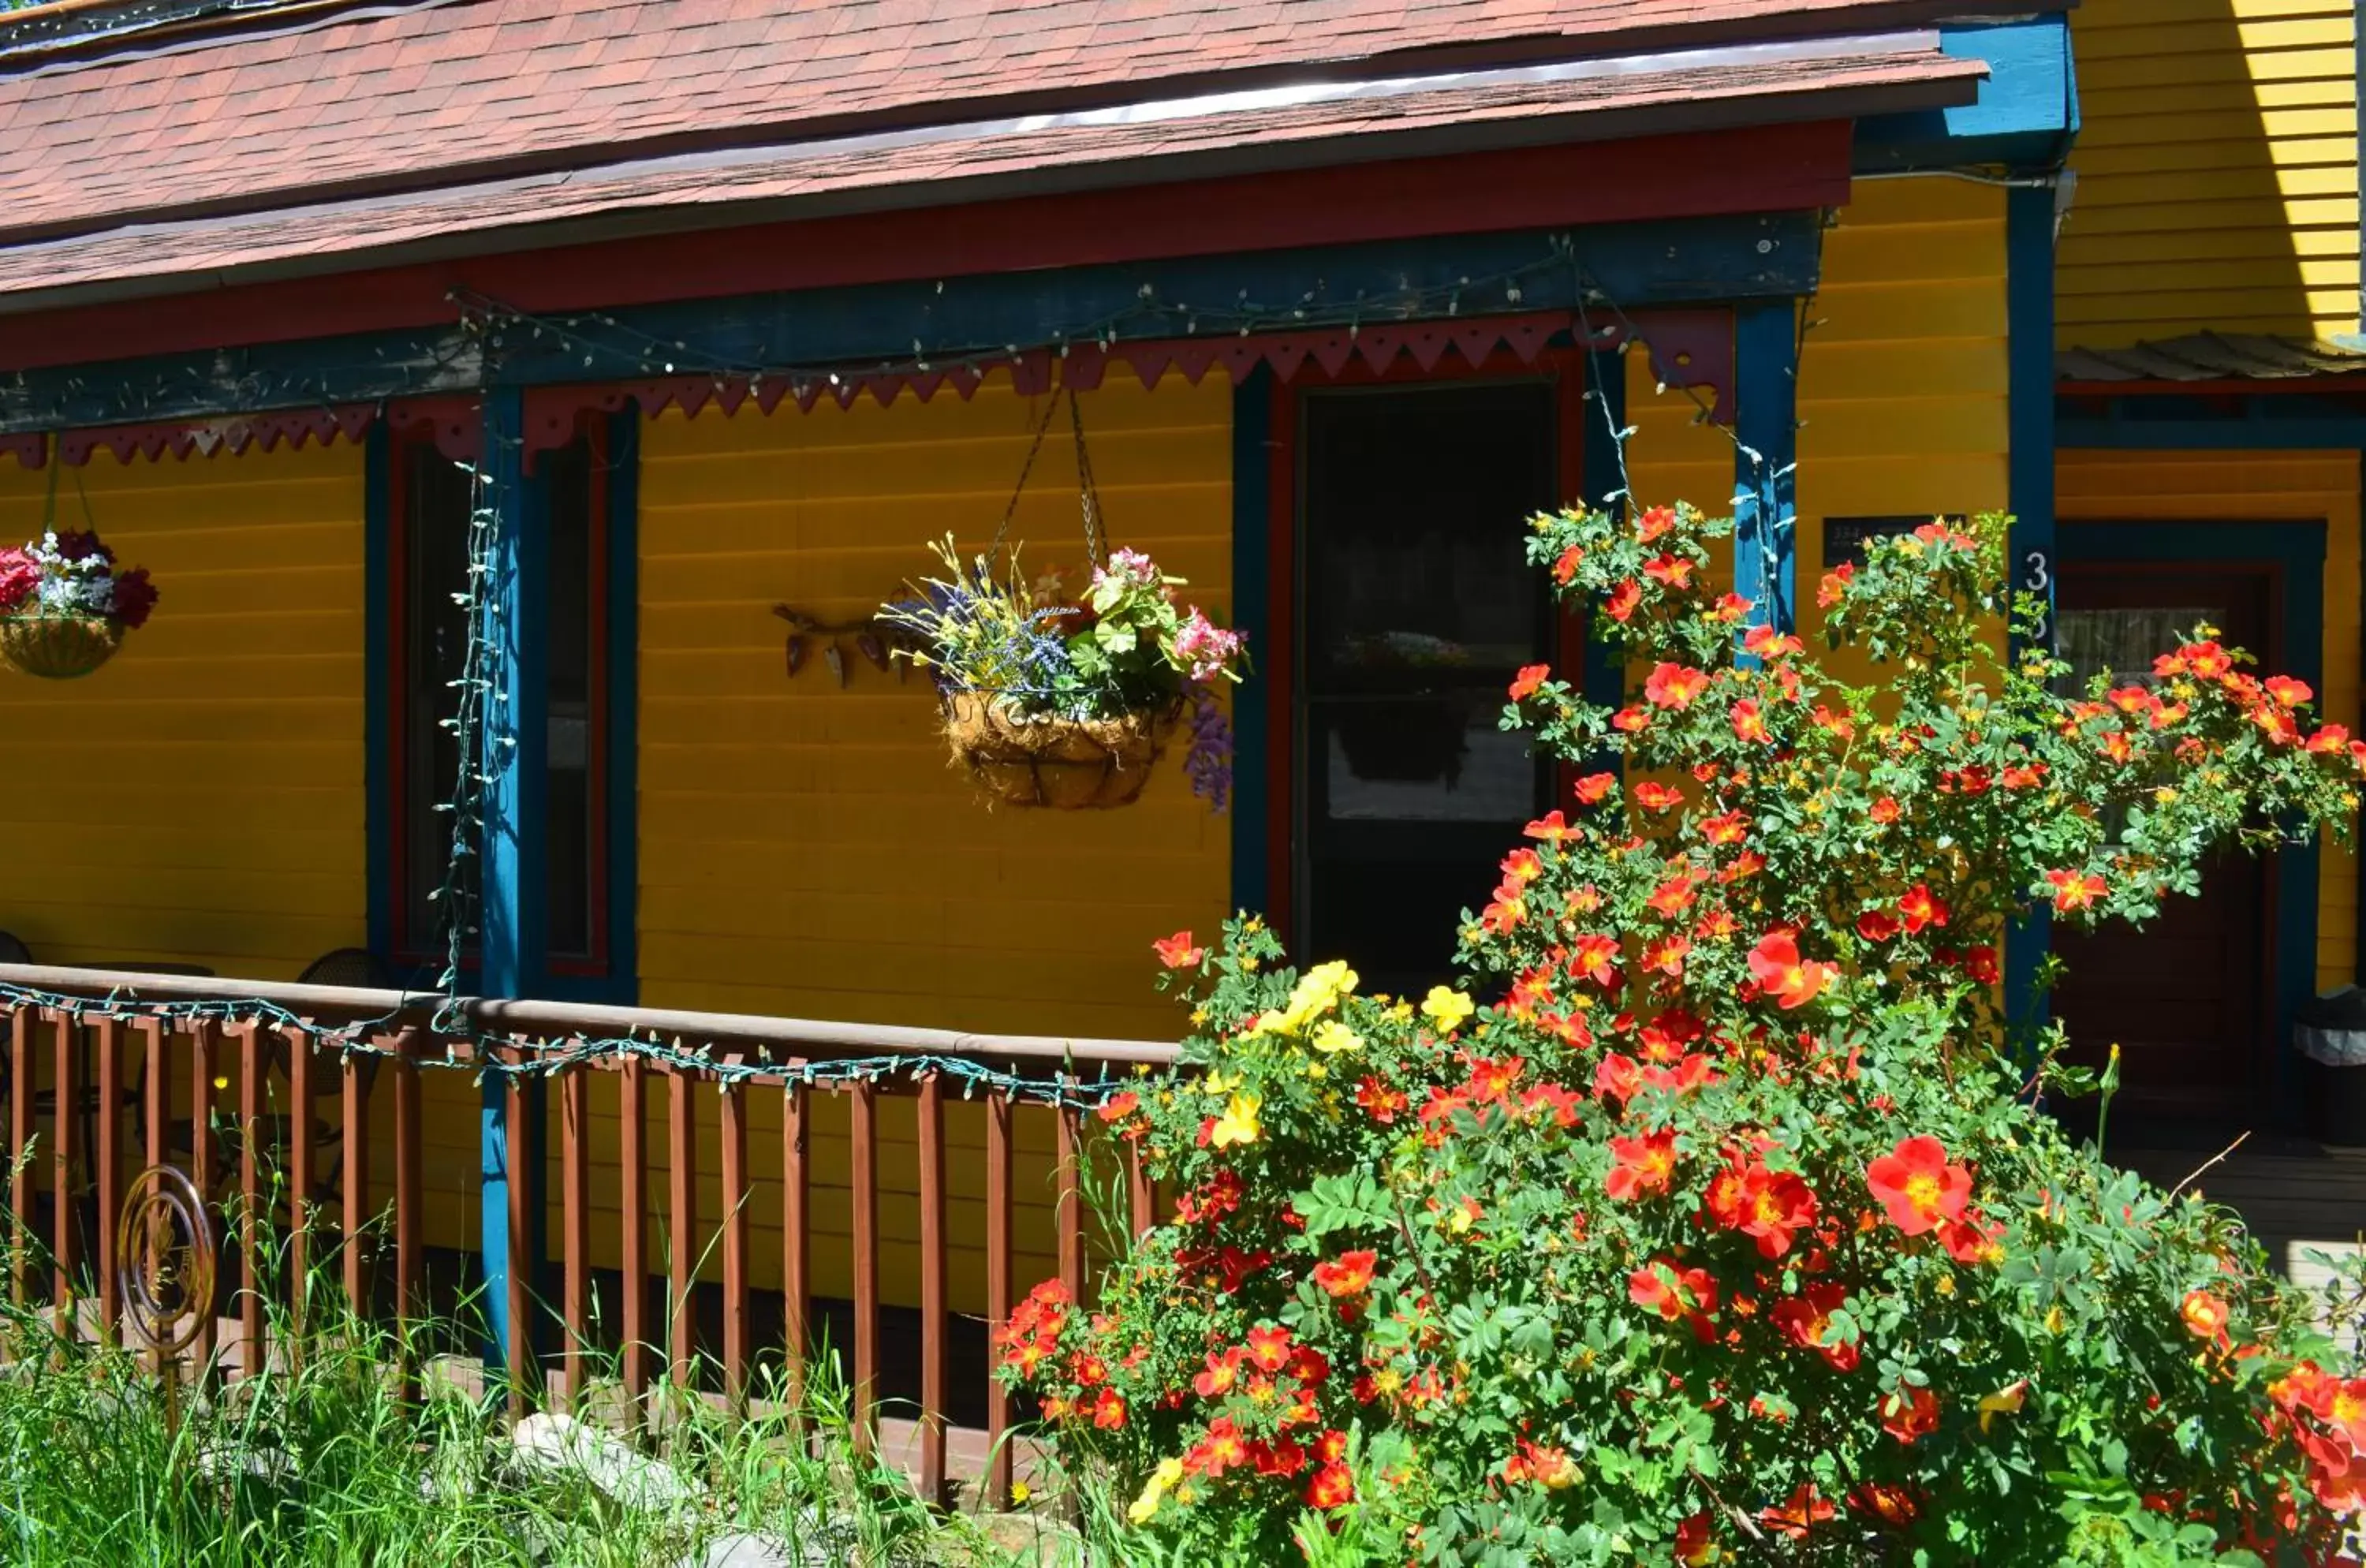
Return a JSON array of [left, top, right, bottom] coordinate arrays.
[[986, 379, 1110, 573], [1069, 387, 1107, 569], [987, 386, 1066, 569]]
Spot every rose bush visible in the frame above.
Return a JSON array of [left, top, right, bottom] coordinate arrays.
[[1004, 502, 2366, 1565]]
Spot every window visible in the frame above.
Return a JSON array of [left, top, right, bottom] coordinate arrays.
[[389, 420, 616, 977], [1294, 380, 1560, 993]]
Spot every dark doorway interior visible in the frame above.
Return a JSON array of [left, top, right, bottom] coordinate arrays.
[[2050, 559, 2278, 1138], [1294, 381, 1558, 994]]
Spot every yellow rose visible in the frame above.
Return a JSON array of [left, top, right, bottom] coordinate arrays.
[[1208, 1095, 1262, 1148], [1310, 1020, 1363, 1055], [1420, 985, 1475, 1034]]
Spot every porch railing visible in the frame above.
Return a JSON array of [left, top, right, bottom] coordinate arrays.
[[0, 963, 1178, 1504]]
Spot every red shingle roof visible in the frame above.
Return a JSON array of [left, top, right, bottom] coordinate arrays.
[[0, 0, 2037, 245], [0, 42, 1980, 304]]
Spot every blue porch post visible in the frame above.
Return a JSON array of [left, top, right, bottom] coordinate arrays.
[[1581, 347, 1633, 715], [1732, 301, 1800, 645], [2004, 181, 2058, 1041], [478, 386, 548, 1379]]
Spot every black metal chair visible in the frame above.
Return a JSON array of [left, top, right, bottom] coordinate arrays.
[[275, 948, 394, 1197]]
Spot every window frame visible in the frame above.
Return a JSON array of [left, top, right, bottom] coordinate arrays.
[[372, 409, 636, 999]]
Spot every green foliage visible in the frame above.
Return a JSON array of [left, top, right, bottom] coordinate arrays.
[[0, 1230, 1013, 1566], [1005, 506, 2366, 1565]]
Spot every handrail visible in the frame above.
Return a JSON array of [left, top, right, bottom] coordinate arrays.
[[0, 962, 1184, 1067]]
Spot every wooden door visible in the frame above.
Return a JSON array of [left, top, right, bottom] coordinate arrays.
[[2049, 562, 2277, 1136]]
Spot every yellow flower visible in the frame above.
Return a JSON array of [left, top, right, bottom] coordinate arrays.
[[1254, 960, 1360, 1038], [1310, 1020, 1363, 1055], [2153, 788, 2179, 806], [1009, 1481, 1032, 1506], [1978, 1379, 2028, 1435], [1420, 986, 1475, 1034], [1127, 1457, 1186, 1524], [1208, 1095, 1262, 1148]]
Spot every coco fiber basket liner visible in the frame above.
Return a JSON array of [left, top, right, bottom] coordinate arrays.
[[943, 693, 1177, 809], [0, 614, 122, 679]]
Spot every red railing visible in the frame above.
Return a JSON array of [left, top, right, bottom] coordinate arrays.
[[0, 964, 1177, 1503]]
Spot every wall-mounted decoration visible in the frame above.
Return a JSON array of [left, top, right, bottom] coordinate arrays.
[[767, 604, 912, 687], [1823, 515, 1968, 569]]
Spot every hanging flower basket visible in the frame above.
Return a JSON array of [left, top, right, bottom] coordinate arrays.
[[0, 525, 159, 681], [879, 387, 1248, 812], [944, 693, 1179, 810], [0, 614, 124, 679]]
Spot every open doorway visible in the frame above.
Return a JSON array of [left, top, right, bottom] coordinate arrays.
[[1291, 379, 1562, 994], [2050, 557, 2279, 1138]]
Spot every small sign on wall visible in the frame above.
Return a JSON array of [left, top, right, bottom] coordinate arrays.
[[1821, 515, 1967, 569]]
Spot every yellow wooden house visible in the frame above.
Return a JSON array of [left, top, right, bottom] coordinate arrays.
[[0, 0, 2351, 1461]]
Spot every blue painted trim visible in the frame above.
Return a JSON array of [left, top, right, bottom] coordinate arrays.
[[1854, 14, 2077, 171], [477, 386, 547, 1377], [1731, 301, 1799, 648], [1228, 366, 1272, 920], [0, 215, 1823, 433], [2058, 415, 2366, 450], [1580, 347, 1631, 716], [2058, 521, 2326, 1129], [2004, 182, 2058, 1040], [363, 421, 393, 964], [602, 408, 641, 1006]]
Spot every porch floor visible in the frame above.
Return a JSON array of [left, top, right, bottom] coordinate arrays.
[[2114, 1135, 2366, 1294]]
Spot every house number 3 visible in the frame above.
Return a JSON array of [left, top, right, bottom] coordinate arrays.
[[2022, 549, 2053, 646]]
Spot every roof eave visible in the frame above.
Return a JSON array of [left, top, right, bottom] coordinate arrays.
[[0, 70, 1976, 319]]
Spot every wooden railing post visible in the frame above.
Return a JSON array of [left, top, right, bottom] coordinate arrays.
[[916, 1073, 948, 1506], [237, 1021, 264, 1377], [666, 1064, 696, 1394], [619, 1054, 648, 1410], [393, 1027, 421, 1402], [95, 1015, 121, 1346], [560, 1062, 591, 1407], [1056, 1087, 1085, 1305], [190, 1020, 218, 1376], [285, 1023, 312, 1355], [50, 1010, 77, 1339], [504, 1051, 536, 1417], [781, 1073, 809, 1420], [720, 1065, 750, 1413], [849, 1080, 878, 1453], [342, 1036, 379, 1321], [985, 1089, 1013, 1506], [9, 1005, 31, 1308]]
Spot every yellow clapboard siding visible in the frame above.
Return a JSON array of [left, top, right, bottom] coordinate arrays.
[[0, 445, 367, 977], [2059, 0, 2359, 345], [2077, 107, 2354, 155], [1625, 177, 2008, 689], [636, 371, 1230, 1315], [2056, 451, 2360, 991]]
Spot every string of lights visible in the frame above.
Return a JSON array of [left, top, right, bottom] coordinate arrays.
[[0, 977, 1138, 1108], [453, 233, 1588, 397], [0, 230, 1793, 1106]]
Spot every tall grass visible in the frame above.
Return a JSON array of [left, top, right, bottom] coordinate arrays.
[[0, 1201, 1032, 1566]]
